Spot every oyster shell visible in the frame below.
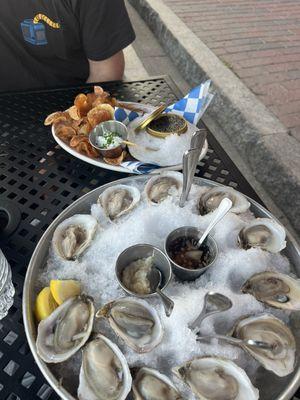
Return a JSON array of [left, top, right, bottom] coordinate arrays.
[[36, 295, 94, 363], [238, 218, 286, 253], [96, 297, 163, 353], [172, 356, 259, 400], [78, 334, 132, 400], [198, 186, 250, 215], [98, 184, 140, 220], [144, 171, 182, 204], [133, 367, 182, 400], [52, 214, 97, 260], [231, 314, 296, 377], [242, 271, 300, 310]]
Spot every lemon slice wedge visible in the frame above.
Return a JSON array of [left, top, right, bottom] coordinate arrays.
[[50, 279, 81, 306], [35, 287, 58, 321]]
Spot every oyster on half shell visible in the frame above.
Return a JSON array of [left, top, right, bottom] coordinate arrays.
[[231, 314, 296, 377], [96, 297, 163, 353], [52, 214, 98, 260], [172, 356, 259, 400], [238, 218, 286, 253], [242, 271, 300, 310], [144, 171, 182, 204], [78, 334, 132, 400], [98, 184, 140, 220], [133, 367, 182, 400], [36, 295, 94, 363], [198, 186, 250, 215]]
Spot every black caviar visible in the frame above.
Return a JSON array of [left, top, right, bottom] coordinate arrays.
[[148, 114, 186, 133], [168, 236, 211, 270]]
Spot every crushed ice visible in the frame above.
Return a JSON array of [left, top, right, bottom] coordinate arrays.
[[38, 179, 292, 399]]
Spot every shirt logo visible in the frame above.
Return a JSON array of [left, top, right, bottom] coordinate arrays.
[[20, 13, 60, 46]]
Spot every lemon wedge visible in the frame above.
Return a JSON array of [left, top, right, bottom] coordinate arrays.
[[50, 279, 81, 305], [35, 287, 58, 322]]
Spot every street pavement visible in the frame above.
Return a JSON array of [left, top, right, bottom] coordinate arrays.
[[163, 0, 300, 143]]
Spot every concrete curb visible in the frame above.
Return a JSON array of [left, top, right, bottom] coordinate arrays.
[[129, 0, 300, 234]]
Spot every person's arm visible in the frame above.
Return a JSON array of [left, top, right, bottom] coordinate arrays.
[[87, 50, 125, 83]]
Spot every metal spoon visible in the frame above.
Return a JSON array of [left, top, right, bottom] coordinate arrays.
[[196, 334, 276, 352], [148, 268, 174, 317], [188, 291, 232, 333], [192, 197, 233, 248]]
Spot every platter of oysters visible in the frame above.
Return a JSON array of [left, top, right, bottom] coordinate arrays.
[[23, 173, 300, 400]]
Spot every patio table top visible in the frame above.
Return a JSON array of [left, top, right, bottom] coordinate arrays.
[[0, 76, 269, 400]]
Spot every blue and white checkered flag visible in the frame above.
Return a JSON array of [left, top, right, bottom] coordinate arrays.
[[165, 80, 213, 125], [114, 107, 139, 126], [114, 80, 213, 126]]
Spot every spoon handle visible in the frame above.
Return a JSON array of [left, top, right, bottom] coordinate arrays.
[[179, 147, 201, 208], [197, 198, 233, 247], [196, 335, 273, 351], [156, 288, 174, 317], [188, 308, 210, 331]]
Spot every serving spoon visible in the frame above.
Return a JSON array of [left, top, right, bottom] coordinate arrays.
[[191, 197, 233, 248], [196, 335, 277, 352], [148, 268, 174, 317], [188, 291, 232, 333]]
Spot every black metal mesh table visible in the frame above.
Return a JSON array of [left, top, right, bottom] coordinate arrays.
[[0, 76, 296, 400]]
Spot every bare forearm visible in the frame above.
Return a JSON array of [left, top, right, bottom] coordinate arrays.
[[87, 51, 125, 83]]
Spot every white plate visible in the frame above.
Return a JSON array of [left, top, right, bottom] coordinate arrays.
[[51, 127, 208, 174]]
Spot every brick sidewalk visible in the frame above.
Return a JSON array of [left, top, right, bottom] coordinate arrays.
[[163, 0, 300, 142]]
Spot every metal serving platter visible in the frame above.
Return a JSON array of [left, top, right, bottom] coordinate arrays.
[[22, 176, 300, 400]]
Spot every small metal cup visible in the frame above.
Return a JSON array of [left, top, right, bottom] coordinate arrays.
[[115, 243, 172, 297], [89, 120, 128, 158], [164, 226, 218, 281]]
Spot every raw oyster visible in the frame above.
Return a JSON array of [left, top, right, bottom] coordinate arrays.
[[198, 186, 250, 215], [96, 297, 163, 353], [238, 218, 286, 253], [133, 367, 182, 400], [144, 171, 182, 204], [172, 356, 259, 400], [231, 314, 296, 377], [36, 295, 94, 363], [52, 214, 97, 260], [78, 334, 132, 400], [98, 184, 140, 220], [242, 271, 300, 310]]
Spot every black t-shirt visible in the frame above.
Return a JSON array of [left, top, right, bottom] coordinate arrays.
[[0, 0, 135, 92]]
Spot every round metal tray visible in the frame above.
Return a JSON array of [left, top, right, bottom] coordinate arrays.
[[22, 176, 300, 400]]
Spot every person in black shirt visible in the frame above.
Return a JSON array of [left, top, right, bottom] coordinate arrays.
[[0, 0, 136, 92]]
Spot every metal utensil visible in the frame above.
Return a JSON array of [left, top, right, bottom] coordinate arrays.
[[191, 197, 233, 248], [196, 334, 276, 352], [179, 130, 207, 208], [148, 268, 174, 317], [188, 291, 232, 332]]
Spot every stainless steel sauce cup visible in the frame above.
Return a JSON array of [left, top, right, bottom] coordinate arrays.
[[165, 226, 218, 281], [115, 243, 172, 297], [89, 120, 128, 158]]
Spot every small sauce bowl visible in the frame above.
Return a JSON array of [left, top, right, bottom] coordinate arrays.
[[89, 120, 128, 158], [165, 226, 218, 281], [115, 243, 172, 298]]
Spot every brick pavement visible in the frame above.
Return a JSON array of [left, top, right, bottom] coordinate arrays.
[[163, 0, 300, 142]]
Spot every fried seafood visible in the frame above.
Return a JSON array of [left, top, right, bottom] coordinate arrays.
[[70, 135, 99, 158]]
